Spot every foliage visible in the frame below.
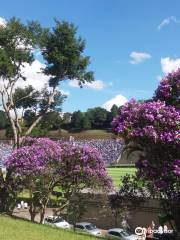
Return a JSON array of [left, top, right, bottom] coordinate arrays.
[[81, 115, 91, 130], [110, 104, 119, 118], [13, 85, 39, 109], [0, 110, 9, 129], [112, 99, 179, 144], [5, 138, 62, 222], [86, 107, 109, 129], [112, 70, 180, 234], [63, 107, 112, 131], [23, 110, 36, 127], [40, 111, 62, 130], [5, 137, 112, 223], [109, 174, 147, 227], [42, 20, 94, 88], [68, 192, 87, 231], [154, 69, 180, 108], [0, 169, 23, 213], [58, 142, 112, 193], [0, 17, 94, 148], [55, 142, 112, 227], [71, 110, 84, 129]]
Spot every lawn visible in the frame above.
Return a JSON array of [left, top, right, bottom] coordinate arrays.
[[107, 167, 136, 187], [48, 129, 115, 139], [0, 216, 106, 240]]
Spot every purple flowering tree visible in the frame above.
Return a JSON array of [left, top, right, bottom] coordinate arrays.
[[57, 142, 112, 227], [5, 138, 62, 222], [112, 70, 180, 233], [59, 142, 112, 192], [154, 69, 180, 108], [5, 138, 112, 224]]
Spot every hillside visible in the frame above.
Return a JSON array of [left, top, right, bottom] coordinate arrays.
[[0, 216, 106, 240], [0, 129, 115, 140]]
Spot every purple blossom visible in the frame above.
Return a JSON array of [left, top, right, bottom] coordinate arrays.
[[173, 159, 180, 177], [154, 68, 180, 107], [112, 99, 180, 144]]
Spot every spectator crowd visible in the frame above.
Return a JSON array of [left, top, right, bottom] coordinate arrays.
[[0, 139, 124, 167], [0, 143, 12, 167], [60, 138, 124, 165]]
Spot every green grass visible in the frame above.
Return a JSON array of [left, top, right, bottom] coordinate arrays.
[[0, 215, 106, 240], [107, 167, 136, 187], [47, 129, 115, 139], [0, 129, 114, 140]]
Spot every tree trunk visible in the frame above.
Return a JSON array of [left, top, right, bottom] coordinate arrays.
[[40, 205, 46, 224], [39, 199, 49, 224], [29, 203, 37, 222], [114, 212, 118, 227]]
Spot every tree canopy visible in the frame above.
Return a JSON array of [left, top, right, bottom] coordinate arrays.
[[0, 17, 94, 147], [5, 137, 112, 222], [112, 69, 180, 234]]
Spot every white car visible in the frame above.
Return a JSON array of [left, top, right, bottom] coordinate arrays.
[[107, 228, 138, 240], [43, 216, 71, 229], [76, 222, 102, 236]]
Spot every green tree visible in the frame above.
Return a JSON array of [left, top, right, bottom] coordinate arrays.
[[0, 18, 94, 148], [82, 115, 91, 130], [40, 111, 62, 130], [62, 112, 72, 124], [23, 110, 36, 127], [86, 107, 108, 128], [42, 20, 94, 89], [0, 17, 94, 215], [71, 110, 84, 129], [13, 85, 39, 110], [110, 104, 119, 118], [61, 112, 72, 130]]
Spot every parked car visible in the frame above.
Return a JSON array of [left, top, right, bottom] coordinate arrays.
[[75, 222, 102, 236], [43, 216, 70, 229], [107, 228, 138, 240]]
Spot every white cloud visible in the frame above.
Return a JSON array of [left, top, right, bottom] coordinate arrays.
[[0, 60, 69, 114], [161, 57, 180, 74], [18, 60, 69, 96], [157, 16, 180, 31], [103, 94, 128, 111], [18, 60, 49, 90], [129, 51, 152, 64], [0, 17, 6, 27], [69, 79, 112, 90]]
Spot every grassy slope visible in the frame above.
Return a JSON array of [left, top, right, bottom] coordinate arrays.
[[48, 129, 114, 139], [0, 129, 114, 140], [107, 168, 136, 187], [0, 216, 106, 240]]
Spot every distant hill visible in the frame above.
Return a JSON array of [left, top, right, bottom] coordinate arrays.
[[0, 129, 115, 140]]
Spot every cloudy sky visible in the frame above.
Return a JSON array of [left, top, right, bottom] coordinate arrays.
[[1, 0, 180, 112]]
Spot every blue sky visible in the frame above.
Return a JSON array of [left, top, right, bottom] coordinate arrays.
[[1, 0, 180, 112]]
